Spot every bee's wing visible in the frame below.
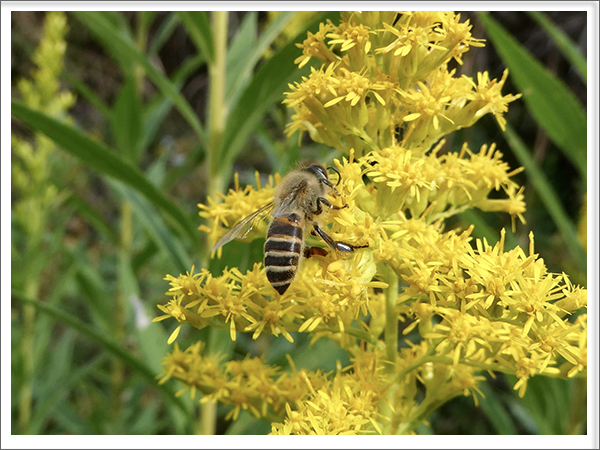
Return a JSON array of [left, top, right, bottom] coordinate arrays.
[[211, 202, 275, 252]]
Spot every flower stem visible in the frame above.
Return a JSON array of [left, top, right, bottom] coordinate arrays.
[[206, 11, 228, 201], [18, 223, 44, 434], [198, 401, 217, 435], [111, 201, 133, 417], [383, 264, 399, 368], [18, 280, 39, 434], [379, 262, 399, 434]]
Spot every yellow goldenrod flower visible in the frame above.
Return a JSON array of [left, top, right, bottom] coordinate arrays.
[[155, 11, 586, 435], [283, 11, 515, 156]]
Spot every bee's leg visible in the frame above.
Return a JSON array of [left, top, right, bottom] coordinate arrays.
[[314, 197, 349, 215], [326, 166, 342, 186], [312, 224, 368, 253], [303, 246, 329, 258]]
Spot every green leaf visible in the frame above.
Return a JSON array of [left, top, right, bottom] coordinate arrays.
[[63, 71, 111, 118], [36, 329, 76, 403], [478, 382, 517, 434], [226, 12, 258, 103], [72, 11, 206, 143], [528, 11, 587, 84], [477, 13, 587, 181], [71, 12, 136, 76], [65, 192, 119, 244], [141, 54, 204, 152], [29, 354, 107, 434], [177, 11, 214, 63], [132, 240, 159, 273], [12, 289, 192, 418], [11, 100, 200, 250], [111, 75, 143, 161], [73, 252, 115, 333], [110, 180, 193, 274], [148, 13, 181, 56], [135, 316, 170, 375], [503, 123, 586, 273], [226, 11, 296, 108], [219, 12, 340, 187], [515, 376, 574, 434]]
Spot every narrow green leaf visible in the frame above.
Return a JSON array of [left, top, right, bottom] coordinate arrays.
[[111, 75, 143, 161], [503, 123, 586, 273], [63, 71, 111, 118], [52, 404, 97, 434], [73, 11, 206, 143], [71, 11, 136, 76], [478, 383, 517, 435], [219, 12, 340, 188], [132, 240, 159, 273], [477, 13, 587, 180], [528, 11, 587, 83], [135, 317, 171, 375], [141, 54, 204, 152], [11, 100, 200, 249], [65, 193, 119, 244], [12, 289, 192, 418], [148, 13, 181, 56], [111, 180, 193, 274], [225, 12, 258, 103], [518, 376, 573, 434], [29, 355, 107, 434], [177, 11, 214, 63], [38, 329, 76, 401], [139, 11, 157, 35], [32, 250, 80, 364], [73, 253, 115, 333], [101, 11, 133, 39], [226, 11, 296, 107]]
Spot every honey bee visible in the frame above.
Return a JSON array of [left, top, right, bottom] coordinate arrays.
[[211, 160, 368, 295]]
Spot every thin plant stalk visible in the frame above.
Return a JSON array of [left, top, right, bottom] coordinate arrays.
[[111, 201, 133, 417], [198, 401, 218, 435], [206, 11, 229, 201], [199, 11, 229, 433], [380, 263, 399, 434]]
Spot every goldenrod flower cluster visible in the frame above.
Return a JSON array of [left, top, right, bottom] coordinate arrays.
[[158, 342, 387, 434], [155, 11, 587, 434], [284, 11, 518, 155]]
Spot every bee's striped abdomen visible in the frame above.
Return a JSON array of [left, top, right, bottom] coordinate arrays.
[[264, 213, 304, 294]]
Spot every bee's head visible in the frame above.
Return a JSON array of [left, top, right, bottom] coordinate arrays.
[[302, 162, 342, 195]]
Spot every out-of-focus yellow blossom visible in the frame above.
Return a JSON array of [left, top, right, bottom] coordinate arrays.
[[12, 11, 76, 237], [155, 11, 586, 435]]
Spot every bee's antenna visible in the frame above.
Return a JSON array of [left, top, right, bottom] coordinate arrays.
[[327, 166, 342, 187]]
